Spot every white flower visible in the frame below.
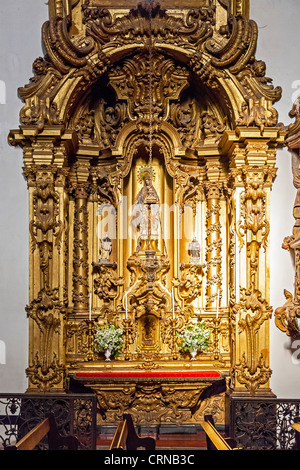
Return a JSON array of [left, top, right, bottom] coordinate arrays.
[[177, 323, 210, 353], [94, 324, 123, 357]]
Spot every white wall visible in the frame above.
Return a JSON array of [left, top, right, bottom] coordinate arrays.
[[251, 0, 300, 398], [0, 1, 48, 392], [0, 1, 299, 397]]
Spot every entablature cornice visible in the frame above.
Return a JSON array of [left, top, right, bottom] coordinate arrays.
[[219, 127, 286, 156], [218, 127, 285, 189], [8, 126, 79, 167]]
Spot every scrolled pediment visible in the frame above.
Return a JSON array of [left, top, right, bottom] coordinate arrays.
[[14, 0, 281, 137], [82, 0, 215, 47]]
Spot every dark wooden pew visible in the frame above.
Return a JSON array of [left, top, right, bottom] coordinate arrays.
[[291, 416, 300, 450], [5, 412, 78, 450], [110, 414, 156, 450], [201, 414, 238, 451]]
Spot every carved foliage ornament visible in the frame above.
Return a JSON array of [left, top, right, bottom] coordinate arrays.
[[16, 2, 281, 135], [237, 166, 272, 289], [82, 2, 215, 48], [109, 52, 189, 134], [29, 169, 63, 254], [26, 288, 66, 392], [94, 381, 212, 425], [275, 105, 300, 338], [24, 167, 66, 391], [234, 288, 272, 394]]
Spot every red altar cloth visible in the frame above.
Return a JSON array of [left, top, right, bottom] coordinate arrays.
[[75, 371, 221, 379]]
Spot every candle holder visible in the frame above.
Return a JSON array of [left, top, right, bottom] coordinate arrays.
[[212, 317, 221, 361], [171, 286, 175, 320], [171, 317, 179, 360], [85, 319, 95, 362], [122, 317, 132, 361]]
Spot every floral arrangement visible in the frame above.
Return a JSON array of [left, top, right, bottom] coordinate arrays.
[[94, 324, 123, 358], [177, 322, 210, 357]]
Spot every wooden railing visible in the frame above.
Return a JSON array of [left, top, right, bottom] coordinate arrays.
[[226, 394, 300, 450], [0, 393, 97, 450], [4, 413, 79, 450], [2, 392, 300, 451]]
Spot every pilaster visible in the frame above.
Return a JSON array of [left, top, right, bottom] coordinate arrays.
[[220, 127, 283, 396], [8, 126, 77, 392]]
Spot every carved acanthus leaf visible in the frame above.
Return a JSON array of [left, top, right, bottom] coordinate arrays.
[[275, 289, 300, 338], [82, 1, 215, 48], [237, 100, 278, 131]]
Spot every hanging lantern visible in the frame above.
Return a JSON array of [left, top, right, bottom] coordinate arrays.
[[188, 237, 201, 265]]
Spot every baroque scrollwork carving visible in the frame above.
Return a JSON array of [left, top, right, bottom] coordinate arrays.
[[82, 1, 215, 48], [108, 51, 189, 134], [174, 263, 205, 305], [29, 168, 63, 256], [275, 100, 300, 338], [237, 99, 278, 133], [95, 100, 128, 149], [25, 288, 66, 392], [20, 165, 67, 391], [16, 0, 282, 142], [20, 96, 62, 134], [170, 100, 227, 147], [234, 288, 272, 394], [237, 166, 271, 289], [91, 380, 212, 425], [92, 262, 124, 302], [9, 0, 285, 402]]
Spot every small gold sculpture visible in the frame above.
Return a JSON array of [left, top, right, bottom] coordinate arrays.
[[131, 166, 160, 251], [99, 234, 112, 262]]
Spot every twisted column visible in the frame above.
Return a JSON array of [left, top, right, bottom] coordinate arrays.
[[205, 182, 222, 310], [73, 183, 89, 313]]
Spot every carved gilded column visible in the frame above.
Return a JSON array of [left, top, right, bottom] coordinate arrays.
[[72, 162, 90, 314], [8, 126, 76, 392], [221, 128, 283, 396], [204, 160, 222, 310]]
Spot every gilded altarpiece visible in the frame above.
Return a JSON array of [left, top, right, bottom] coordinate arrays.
[[9, 0, 286, 426]]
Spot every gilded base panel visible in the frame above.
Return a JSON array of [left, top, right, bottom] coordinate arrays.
[[69, 361, 228, 426]]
